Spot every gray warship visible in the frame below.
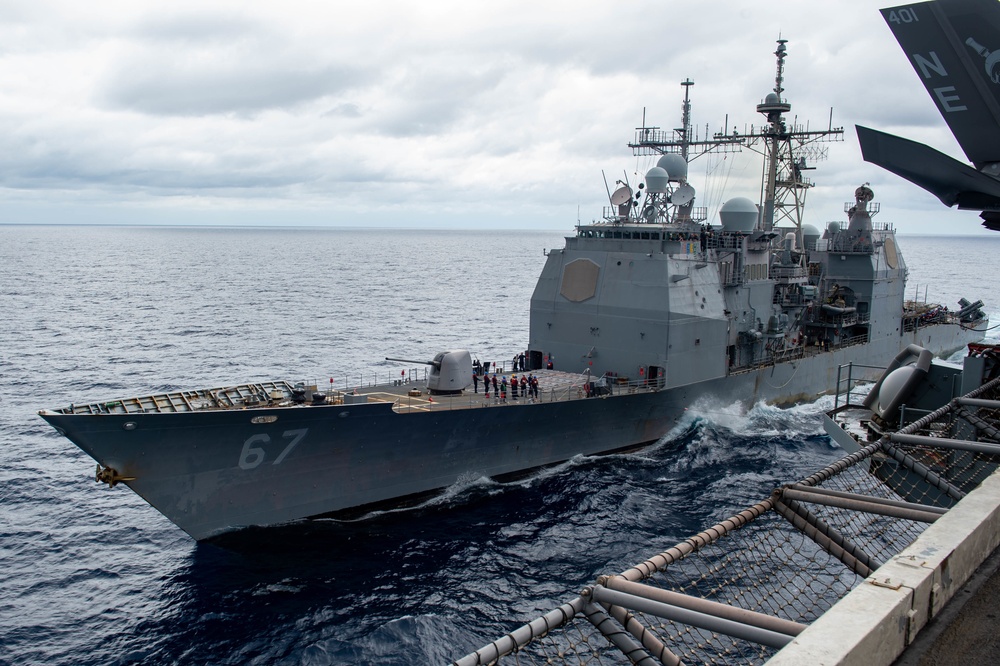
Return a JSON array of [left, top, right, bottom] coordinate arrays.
[[39, 41, 989, 541]]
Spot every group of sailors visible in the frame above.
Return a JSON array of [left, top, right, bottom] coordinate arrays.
[[473, 353, 531, 376], [471, 367, 540, 402]]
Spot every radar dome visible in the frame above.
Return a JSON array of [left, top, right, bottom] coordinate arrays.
[[828, 221, 841, 233], [802, 224, 820, 250], [656, 154, 688, 181], [644, 167, 669, 193], [877, 366, 916, 416], [719, 197, 759, 232], [764, 92, 780, 105]]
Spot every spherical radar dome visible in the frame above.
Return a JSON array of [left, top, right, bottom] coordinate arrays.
[[802, 223, 821, 249], [719, 197, 759, 232], [656, 154, 688, 181], [644, 166, 670, 193], [878, 366, 916, 415]]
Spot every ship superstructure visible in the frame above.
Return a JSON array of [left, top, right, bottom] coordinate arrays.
[[528, 41, 963, 390]]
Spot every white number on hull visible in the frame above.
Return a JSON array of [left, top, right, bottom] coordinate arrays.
[[239, 434, 268, 469], [238, 428, 308, 470], [273, 429, 307, 464]]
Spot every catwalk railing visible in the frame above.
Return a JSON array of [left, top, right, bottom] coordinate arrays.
[[452, 374, 1000, 665]]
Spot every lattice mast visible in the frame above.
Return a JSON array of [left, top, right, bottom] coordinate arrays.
[[626, 79, 744, 228], [628, 79, 744, 162], [627, 40, 843, 238], [722, 39, 845, 235]]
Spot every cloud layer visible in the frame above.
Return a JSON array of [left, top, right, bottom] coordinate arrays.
[[0, 0, 986, 232]]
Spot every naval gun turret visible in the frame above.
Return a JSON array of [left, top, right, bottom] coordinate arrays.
[[385, 350, 472, 395]]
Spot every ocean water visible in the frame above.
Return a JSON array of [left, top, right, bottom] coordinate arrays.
[[1, 226, 998, 665]]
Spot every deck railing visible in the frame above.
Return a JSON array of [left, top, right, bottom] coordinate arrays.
[[830, 361, 886, 411], [315, 360, 538, 395], [390, 376, 661, 413]]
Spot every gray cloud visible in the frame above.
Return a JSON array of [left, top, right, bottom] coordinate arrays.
[[92, 9, 373, 116], [0, 0, 989, 232], [323, 102, 362, 118], [100, 58, 368, 116], [367, 63, 509, 138], [130, 11, 265, 44]]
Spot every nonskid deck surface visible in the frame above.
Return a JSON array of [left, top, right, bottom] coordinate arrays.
[[376, 369, 609, 413], [49, 380, 300, 415], [45, 369, 619, 416]]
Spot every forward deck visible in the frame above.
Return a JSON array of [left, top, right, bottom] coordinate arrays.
[[44, 369, 656, 416]]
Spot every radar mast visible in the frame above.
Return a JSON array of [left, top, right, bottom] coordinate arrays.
[[628, 78, 744, 228], [723, 39, 845, 237], [629, 40, 845, 243], [629, 79, 744, 162]]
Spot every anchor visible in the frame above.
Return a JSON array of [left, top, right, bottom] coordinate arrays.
[[95, 464, 135, 488]]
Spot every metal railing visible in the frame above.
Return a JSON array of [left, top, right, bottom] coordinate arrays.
[[831, 361, 887, 411], [390, 376, 662, 414], [453, 375, 1000, 666], [312, 360, 532, 396], [304, 368, 430, 395]]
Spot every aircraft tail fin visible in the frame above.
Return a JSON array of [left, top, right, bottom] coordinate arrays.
[[882, 0, 1000, 169]]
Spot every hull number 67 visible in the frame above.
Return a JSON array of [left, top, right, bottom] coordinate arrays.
[[238, 429, 308, 470]]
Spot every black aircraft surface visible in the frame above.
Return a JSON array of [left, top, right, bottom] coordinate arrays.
[[860, 0, 1000, 230]]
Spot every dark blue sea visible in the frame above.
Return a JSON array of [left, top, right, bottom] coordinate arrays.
[[1, 226, 998, 665]]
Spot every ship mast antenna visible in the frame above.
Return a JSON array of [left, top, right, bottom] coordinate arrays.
[[713, 39, 845, 240], [680, 78, 694, 161], [629, 81, 744, 162], [627, 78, 744, 228]]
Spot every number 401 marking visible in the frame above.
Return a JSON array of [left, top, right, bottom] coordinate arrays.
[[887, 7, 919, 24], [238, 428, 308, 470]]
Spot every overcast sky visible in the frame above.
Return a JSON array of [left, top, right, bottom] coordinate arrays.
[[0, 0, 989, 233]]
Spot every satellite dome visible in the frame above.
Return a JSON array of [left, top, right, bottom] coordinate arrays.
[[802, 223, 820, 250], [828, 221, 841, 233], [644, 166, 670, 193], [656, 154, 688, 181], [719, 197, 758, 232], [878, 366, 916, 415], [756, 90, 791, 115]]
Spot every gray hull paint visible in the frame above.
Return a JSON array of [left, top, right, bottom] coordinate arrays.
[[40, 322, 979, 540]]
